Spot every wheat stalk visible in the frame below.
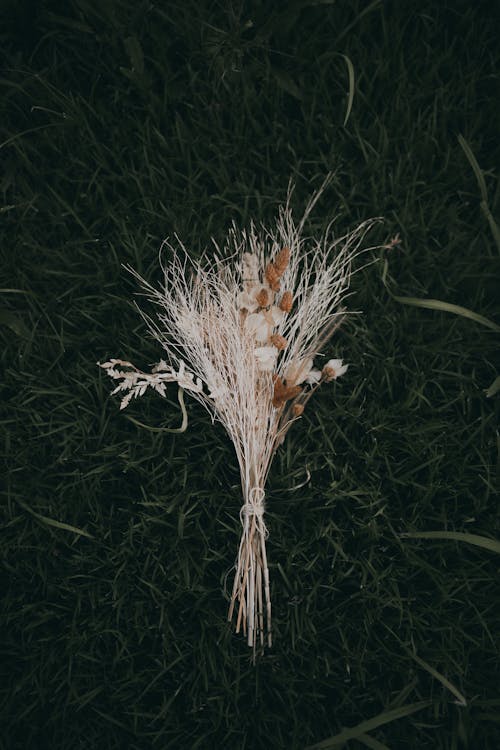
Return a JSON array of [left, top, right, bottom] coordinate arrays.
[[98, 178, 379, 654]]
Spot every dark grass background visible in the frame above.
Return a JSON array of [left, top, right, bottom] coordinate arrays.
[[1, 0, 500, 748]]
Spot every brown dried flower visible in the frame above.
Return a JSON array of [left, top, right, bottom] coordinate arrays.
[[256, 288, 269, 307], [265, 263, 281, 292], [272, 375, 302, 408], [292, 403, 304, 416], [274, 246, 290, 276], [270, 334, 288, 351], [279, 291, 293, 313]]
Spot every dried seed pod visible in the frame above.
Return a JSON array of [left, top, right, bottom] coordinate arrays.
[[272, 393, 286, 408], [322, 366, 335, 382], [284, 384, 302, 401], [274, 246, 290, 276], [272, 375, 302, 408], [279, 291, 293, 313], [272, 376, 285, 407], [270, 334, 288, 351], [292, 403, 304, 416], [265, 263, 281, 292], [256, 288, 269, 307]]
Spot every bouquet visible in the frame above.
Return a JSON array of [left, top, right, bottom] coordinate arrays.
[[99, 180, 376, 651]]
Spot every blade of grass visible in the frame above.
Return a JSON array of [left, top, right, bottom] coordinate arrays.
[[0, 309, 29, 338], [339, 54, 355, 126], [401, 531, 500, 555], [481, 202, 500, 253], [392, 296, 500, 333], [16, 498, 94, 539], [458, 134, 500, 252], [334, 0, 383, 46], [407, 652, 467, 707], [305, 701, 431, 749], [272, 68, 303, 100], [458, 134, 488, 203], [485, 375, 500, 398], [358, 733, 391, 750]]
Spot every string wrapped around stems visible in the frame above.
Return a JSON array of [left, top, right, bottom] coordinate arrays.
[[230, 486, 270, 648]]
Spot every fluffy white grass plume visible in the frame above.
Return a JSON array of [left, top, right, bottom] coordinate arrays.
[[98, 178, 378, 652]]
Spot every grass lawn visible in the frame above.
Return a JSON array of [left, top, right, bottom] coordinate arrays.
[[1, 0, 499, 747]]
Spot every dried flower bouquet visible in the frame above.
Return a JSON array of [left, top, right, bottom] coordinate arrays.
[[99, 181, 376, 651]]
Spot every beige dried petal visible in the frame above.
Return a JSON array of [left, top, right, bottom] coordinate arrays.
[[254, 345, 278, 372], [242, 253, 260, 291], [268, 306, 286, 327], [238, 289, 260, 312], [305, 369, 321, 385], [285, 357, 315, 385], [323, 358, 348, 381], [245, 312, 269, 343]]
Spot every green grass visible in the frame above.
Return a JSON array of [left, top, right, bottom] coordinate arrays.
[[1, 0, 499, 748]]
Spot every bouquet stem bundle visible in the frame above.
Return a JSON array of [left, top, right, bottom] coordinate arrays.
[[229, 486, 271, 648], [99, 178, 377, 653]]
